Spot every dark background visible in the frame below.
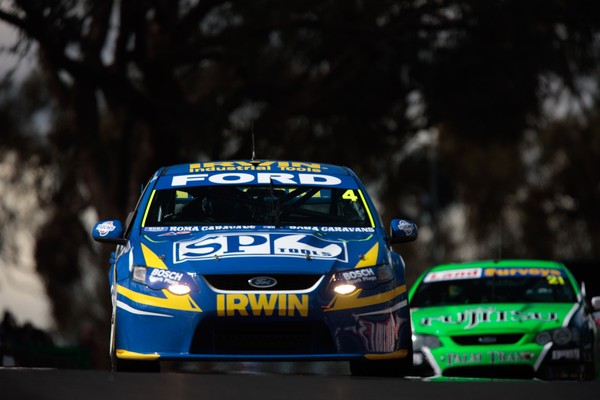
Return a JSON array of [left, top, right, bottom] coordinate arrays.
[[1, 1, 600, 370]]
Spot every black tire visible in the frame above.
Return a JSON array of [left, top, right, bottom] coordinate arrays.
[[349, 358, 408, 377], [109, 299, 117, 371], [114, 358, 161, 373], [350, 327, 414, 377], [581, 361, 596, 381], [396, 340, 414, 376], [350, 347, 413, 377]]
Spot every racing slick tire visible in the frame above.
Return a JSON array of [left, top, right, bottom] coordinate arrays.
[[114, 358, 161, 373], [349, 358, 412, 377], [581, 361, 597, 381]]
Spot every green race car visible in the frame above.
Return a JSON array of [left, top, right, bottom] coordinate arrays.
[[408, 260, 599, 380]]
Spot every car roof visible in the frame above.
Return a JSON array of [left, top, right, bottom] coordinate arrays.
[[160, 160, 353, 177], [426, 259, 567, 272]]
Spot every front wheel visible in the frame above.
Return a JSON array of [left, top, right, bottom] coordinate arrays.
[[350, 340, 413, 377], [114, 358, 160, 373], [110, 307, 160, 373], [350, 351, 413, 377], [349, 359, 410, 377], [580, 361, 596, 381]]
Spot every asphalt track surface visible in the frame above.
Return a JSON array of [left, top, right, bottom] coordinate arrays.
[[1, 366, 599, 400]]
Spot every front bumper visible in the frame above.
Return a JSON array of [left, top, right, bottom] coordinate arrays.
[[413, 343, 595, 380], [114, 279, 412, 362]]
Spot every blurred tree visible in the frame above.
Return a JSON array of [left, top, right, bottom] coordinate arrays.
[[1, 0, 600, 366]]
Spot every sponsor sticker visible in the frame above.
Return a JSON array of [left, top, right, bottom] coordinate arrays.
[[552, 349, 580, 360], [423, 267, 565, 284], [424, 268, 482, 283], [397, 220, 415, 235], [144, 225, 375, 233], [442, 353, 482, 367], [335, 268, 378, 285], [441, 351, 535, 367], [488, 351, 535, 364], [174, 233, 348, 263], [96, 221, 116, 237], [170, 172, 343, 187], [189, 161, 324, 173], [216, 293, 308, 317], [420, 307, 558, 329], [483, 267, 563, 278], [143, 227, 169, 233], [145, 267, 198, 291]]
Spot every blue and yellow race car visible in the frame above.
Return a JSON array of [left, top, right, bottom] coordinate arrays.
[[92, 160, 418, 375]]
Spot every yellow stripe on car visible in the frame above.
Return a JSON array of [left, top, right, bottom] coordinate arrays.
[[354, 242, 379, 268], [324, 285, 407, 312], [364, 349, 409, 360], [116, 349, 160, 360], [117, 243, 202, 312], [358, 190, 375, 227], [117, 285, 202, 312], [140, 190, 157, 226], [141, 242, 168, 269]]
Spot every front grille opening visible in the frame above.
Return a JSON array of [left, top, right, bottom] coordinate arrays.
[[190, 319, 336, 355], [203, 274, 322, 291], [451, 334, 523, 345]]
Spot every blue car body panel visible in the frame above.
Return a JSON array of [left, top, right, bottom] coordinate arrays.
[[93, 160, 417, 363]]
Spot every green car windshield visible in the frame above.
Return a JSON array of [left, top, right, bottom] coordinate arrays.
[[411, 274, 577, 307], [143, 185, 373, 227]]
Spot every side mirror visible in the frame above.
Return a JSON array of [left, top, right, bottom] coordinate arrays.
[[389, 219, 418, 244], [92, 220, 127, 245]]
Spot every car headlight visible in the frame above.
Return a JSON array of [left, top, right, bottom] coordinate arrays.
[[553, 328, 573, 345], [535, 327, 573, 346], [334, 284, 358, 295], [535, 331, 552, 345], [413, 333, 442, 350], [331, 265, 393, 295], [131, 266, 198, 295], [132, 265, 147, 284]]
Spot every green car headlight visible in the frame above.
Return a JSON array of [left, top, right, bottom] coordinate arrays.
[[552, 328, 573, 345], [413, 333, 442, 350], [535, 327, 573, 346], [535, 331, 552, 345]]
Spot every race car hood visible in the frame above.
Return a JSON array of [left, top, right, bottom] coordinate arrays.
[[136, 226, 383, 275], [411, 303, 577, 336]]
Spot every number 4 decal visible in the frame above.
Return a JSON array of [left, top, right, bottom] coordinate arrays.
[[342, 189, 358, 202]]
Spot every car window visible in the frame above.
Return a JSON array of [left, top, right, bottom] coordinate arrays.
[[411, 275, 577, 307], [142, 185, 373, 227]]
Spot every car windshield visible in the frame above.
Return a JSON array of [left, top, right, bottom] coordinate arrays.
[[143, 185, 373, 227], [411, 275, 577, 307]]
